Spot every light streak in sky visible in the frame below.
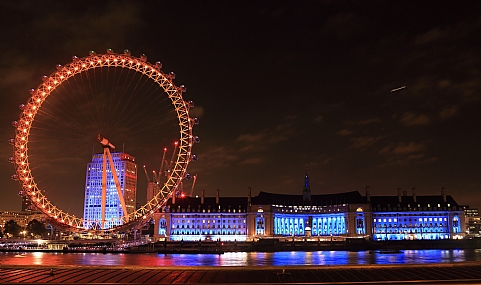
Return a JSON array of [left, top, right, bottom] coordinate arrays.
[[391, 86, 406, 92]]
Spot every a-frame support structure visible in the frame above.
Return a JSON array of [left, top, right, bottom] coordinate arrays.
[[97, 134, 129, 229]]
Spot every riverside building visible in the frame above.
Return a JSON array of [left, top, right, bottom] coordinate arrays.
[[153, 174, 465, 241]]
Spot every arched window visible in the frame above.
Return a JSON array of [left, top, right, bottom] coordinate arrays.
[[356, 213, 365, 235], [256, 212, 265, 235], [452, 216, 460, 233], [158, 218, 167, 235]]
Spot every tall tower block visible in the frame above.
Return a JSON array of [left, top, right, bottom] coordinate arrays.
[[303, 172, 311, 202], [83, 152, 137, 229]]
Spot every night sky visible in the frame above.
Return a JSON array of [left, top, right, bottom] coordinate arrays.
[[1, 1, 480, 217]]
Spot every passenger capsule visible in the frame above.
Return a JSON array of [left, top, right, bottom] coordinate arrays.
[[179, 85, 186, 92], [18, 190, 24, 196], [188, 100, 194, 108], [106, 48, 114, 54], [8, 156, 15, 163], [19, 104, 25, 110], [11, 174, 19, 181], [56, 64, 63, 70], [191, 154, 198, 162], [42, 75, 49, 82], [169, 72, 176, 79], [140, 54, 147, 62], [89, 50, 96, 56], [193, 118, 200, 125], [12, 121, 19, 128], [194, 136, 200, 143], [155, 61, 162, 70], [124, 49, 131, 56], [72, 56, 79, 62], [8, 138, 15, 145], [29, 88, 36, 95], [185, 173, 192, 180]]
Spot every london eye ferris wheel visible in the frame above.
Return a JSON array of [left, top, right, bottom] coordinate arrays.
[[9, 49, 199, 232]]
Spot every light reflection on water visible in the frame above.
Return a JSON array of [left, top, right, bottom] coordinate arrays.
[[1, 249, 481, 267]]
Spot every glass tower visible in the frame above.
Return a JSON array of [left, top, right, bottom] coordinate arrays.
[[83, 152, 137, 229]]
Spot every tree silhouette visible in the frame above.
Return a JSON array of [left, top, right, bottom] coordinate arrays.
[[4, 220, 22, 238], [26, 219, 47, 238]]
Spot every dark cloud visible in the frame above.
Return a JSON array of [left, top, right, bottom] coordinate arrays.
[[323, 12, 367, 40], [336, 129, 352, 136], [358, 118, 382, 125], [414, 27, 447, 45], [380, 141, 426, 155], [439, 106, 458, 119], [349, 136, 384, 150], [399, 112, 430, 126]]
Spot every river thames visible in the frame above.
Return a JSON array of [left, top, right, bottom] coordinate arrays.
[[2, 249, 481, 267]]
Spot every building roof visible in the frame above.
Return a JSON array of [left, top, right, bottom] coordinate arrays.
[[369, 194, 460, 212], [251, 191, 365, 206], [164, 196, 248, 213], [162, 190, 462, 213]]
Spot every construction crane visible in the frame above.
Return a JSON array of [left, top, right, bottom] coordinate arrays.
[[156, 147, 168, 186], [166, 141, 179, 179], [142, 165, 152, 182], [143, 142, 180, 201]]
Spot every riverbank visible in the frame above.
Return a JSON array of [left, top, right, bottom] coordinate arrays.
[[2, 262, 481, 284]]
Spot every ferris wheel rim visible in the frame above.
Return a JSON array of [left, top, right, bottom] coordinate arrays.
[[11, 49, 195, 232]]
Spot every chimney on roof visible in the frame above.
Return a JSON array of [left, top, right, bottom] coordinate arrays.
[[201, 189, 205, 204], [216, 189, 220, 204], [365, 186, 370, 202], [397, 188, 402, 203], [441, 187, 446, 202], [412, 188, 417, 203], [247, 187, 252, 206], [172, 191, 176, 205]]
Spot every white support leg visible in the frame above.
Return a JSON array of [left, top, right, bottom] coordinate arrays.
[[101, 148, 108, 229], [107, 149, 130, 223]]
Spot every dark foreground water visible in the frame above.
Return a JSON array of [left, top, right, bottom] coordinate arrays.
[[2, 249, 481, 267]]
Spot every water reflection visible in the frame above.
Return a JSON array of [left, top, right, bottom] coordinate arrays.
[[1, 249, 481, 267]]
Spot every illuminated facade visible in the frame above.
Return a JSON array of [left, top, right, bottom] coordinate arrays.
[[83, 152, 137, 229], [154, 190, 248, 242], [253, 191, 369, 239], [152, 176, 465, 242], [0, 211, 45, 230], [462, 205, 480, 236], [370, 188, 464, 240]]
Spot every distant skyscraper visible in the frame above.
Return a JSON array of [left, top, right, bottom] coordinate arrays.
[[146, 181, 160, 203], [83, 152, 137, 229], [21, 196, 33, 212]]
